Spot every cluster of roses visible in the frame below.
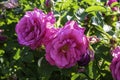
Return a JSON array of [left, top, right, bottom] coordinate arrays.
[[15, 8, 94, 69], [15, 0, 120, 79]]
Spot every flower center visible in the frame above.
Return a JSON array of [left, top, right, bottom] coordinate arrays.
[[61, 44, 69, 53]]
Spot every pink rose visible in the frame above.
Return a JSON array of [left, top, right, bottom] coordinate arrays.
[[88, 36, 100, 44], [108, 0, 118, 6], [111, 46, 120, 58], [107, 0, 120, 11], [78, 48, 94, 66], [45, 21, 89, 68], [110, 54, 120, 80], [15, 8, 56, 49], [42, 27, 59, 46], [110, 46, 120, 80]]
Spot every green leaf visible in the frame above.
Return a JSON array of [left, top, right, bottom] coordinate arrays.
[[13, 49, 21, 60], [38, 57, 58, 79], [0, 50, 4, 56], [85, 6, 106, 12], [61, 0, 72, 10], [81, 0, 97, 6], [71, 73, 80, 80], [91, 16, 99, 26], [111, 2, 119, 7]]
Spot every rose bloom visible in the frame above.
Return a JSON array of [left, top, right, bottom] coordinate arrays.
[[15, 8, 55, 49], [45, 21, 89, 68], [107, 0, 120, 11], [78, 48, 94, 66], [110, 54, 120, 80], [111, 46, 120, 58], [110, 46, 120, 80], [77, 50, 90, 66], [108, 0, 118, 5]]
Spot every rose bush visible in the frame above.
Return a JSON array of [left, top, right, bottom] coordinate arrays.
[[0, 0, 120, 80]]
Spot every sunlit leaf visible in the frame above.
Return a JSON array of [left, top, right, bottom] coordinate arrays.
[[85, 6, 106, 12]]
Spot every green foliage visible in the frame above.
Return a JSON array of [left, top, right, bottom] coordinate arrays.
[[0, 0, 120, 80]]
